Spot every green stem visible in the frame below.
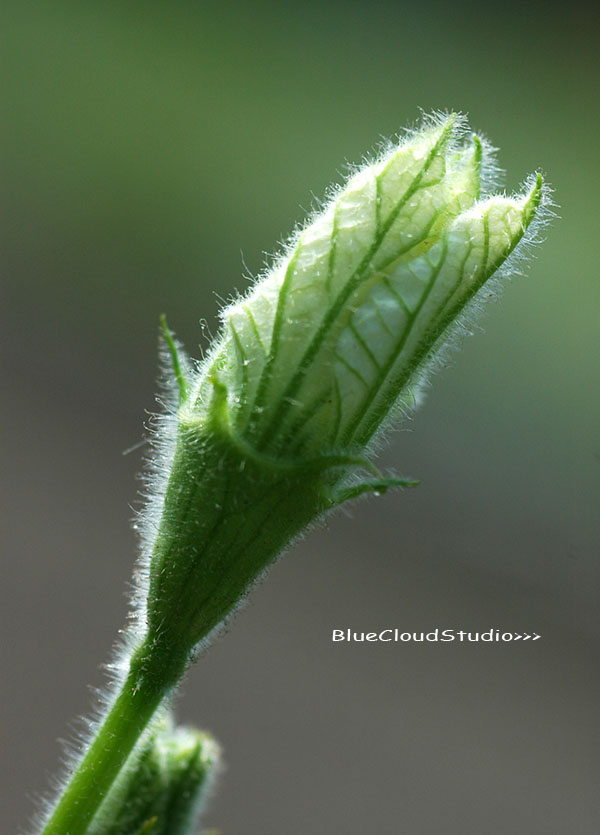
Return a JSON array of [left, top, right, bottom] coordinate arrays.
[[41, 642, 185, 835]]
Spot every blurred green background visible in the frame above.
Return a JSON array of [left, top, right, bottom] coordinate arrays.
[[2, 1, 598, 833]]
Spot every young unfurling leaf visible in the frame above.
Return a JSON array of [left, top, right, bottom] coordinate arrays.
[[144, 114, 549, 658]]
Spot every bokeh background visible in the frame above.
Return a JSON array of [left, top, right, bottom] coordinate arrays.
[[3, 1, 599, 832]]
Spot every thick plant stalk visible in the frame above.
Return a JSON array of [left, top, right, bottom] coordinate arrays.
[[41, 644, 184, 835], [38, 113, 550, 834]]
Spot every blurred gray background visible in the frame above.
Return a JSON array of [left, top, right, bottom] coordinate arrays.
[[2, 1, 599, 832]]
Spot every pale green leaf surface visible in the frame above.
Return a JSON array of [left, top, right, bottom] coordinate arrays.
[[187, 117, 543, 462]]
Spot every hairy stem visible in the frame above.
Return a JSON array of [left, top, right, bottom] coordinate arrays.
[[41, 642, 186, 835]]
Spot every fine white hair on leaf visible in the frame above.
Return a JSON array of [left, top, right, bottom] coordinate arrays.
[[476, 133, 504, 196]]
